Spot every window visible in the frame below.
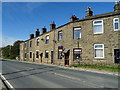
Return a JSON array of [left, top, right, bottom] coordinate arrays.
[[30, 41, 32, 47], [45, 50, 49, 58], [73, 27, 81, 39], [113, 18, 119, 31], [93, 20, 103, 34], [36, 38, 40, 46], [25, 53, 27, 58], [45, 35, 49, 44], [58, 31, 62, 41], [36, 51, 39, 58], [94, 44, 104, 58], [58, 46, 63, 59], [73, 48, 82, 60], [30, 52, 32, 58]]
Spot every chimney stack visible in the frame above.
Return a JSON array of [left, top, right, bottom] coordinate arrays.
[[35, 29, 40, 37], [86, 7, 93, 17], [70, 15, 79, 22], [42, 26, 47, 34], [114, 1, 120, 12], [30, 34, 34, 39], [50, 21, 56, 30]]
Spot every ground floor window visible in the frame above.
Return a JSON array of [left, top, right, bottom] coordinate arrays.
[[30, 52, 32, 58], [73, 48, 82, 60], [45, 50, 49, 58], [36, 51, 39, 58], [58, 46, 63, 59], [94, 44, 104, 58]]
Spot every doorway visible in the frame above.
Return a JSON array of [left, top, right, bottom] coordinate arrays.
[[64, 50, 70, 65], [33, 53, 35, 62], [51, 51, 54, 64], [114, 49, 120, 63]]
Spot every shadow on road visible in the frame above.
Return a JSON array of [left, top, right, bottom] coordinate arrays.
[[3, 66, 62, 81]]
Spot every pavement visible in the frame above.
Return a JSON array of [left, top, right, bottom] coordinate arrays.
[[1, 79, 7, 90], [1, 59, 120, 88], [19, 60, 119, 76]]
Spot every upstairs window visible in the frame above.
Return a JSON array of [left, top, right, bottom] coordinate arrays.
[[94, 44, 104, 58], [36, 51, 39, 58], [36, 38, 40, 46], [93, 20, 103, 34], [45, 50, 49, 58], [30, 41, 32, 47], [58, 30, 62, 41], [113, 18, 119, 31], [45, 35, 49, 44], [73, 27, 81, 39]]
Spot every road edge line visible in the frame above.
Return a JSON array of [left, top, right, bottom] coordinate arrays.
[[0, 73, 14, 89]]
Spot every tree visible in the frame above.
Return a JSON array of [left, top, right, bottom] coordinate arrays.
[[1, 40, 23, 59]]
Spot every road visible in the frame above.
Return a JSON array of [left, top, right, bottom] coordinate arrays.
[[1, 59, 119, 88]]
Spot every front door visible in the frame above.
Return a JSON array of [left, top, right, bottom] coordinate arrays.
[[114, 49, 120, 63], [65, 50, 70, 65], [33, 53, 35, 62], [51, 51, 54, 64]]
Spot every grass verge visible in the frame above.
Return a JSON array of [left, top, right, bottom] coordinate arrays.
[[73, 65, 120, 72]]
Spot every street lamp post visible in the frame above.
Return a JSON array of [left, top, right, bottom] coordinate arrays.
[[77, 33, 80, 65]]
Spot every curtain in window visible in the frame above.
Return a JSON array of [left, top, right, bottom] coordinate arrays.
[[95, 49, 103, 57], [115, 23, 118, 30], [74, 30, 80, 39], [58, 31, 62, 41], [94, 25, 102, 33]]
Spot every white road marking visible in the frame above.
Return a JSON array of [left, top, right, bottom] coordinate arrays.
[[52, 72, 104, 88], [0, 73, 14, 88]]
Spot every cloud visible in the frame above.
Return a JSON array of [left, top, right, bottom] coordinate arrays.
[[25, 2, 43, 12], [0, 36, 17, 47]]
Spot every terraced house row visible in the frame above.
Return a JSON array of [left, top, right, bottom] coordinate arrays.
[[20, 2, 120, 66]]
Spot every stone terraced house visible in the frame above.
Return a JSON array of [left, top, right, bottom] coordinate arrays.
[[20, 2, 120, 66]]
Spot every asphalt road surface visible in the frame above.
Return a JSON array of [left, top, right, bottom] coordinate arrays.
[[1, 59, 119, 88]]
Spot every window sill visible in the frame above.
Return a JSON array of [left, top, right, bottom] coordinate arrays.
[[114, 29, 120, 31], [94, 57, 104, 59], [93, 33, 103, 35], [58, 40, 62, 42]]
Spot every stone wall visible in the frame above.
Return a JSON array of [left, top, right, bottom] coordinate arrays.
[[20, 14, 120, 66]]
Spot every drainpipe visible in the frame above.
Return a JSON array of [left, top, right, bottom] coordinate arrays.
[[53, 28, 55, 64]]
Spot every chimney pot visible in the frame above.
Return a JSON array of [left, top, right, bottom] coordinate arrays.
[[42, 27, 47, 34], [35, 29, 40, 37], [114, 1, 120, 12], [30, 34, 34, 39], [70, 15, 79, 22], [86, 7, 93, 17], [50, 21, 56, 30]]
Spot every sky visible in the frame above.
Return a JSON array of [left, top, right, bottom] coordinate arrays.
[[1, 2, 116, 47]]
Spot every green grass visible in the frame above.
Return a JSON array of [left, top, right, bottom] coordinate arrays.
[[73, 65, 120, 72]]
